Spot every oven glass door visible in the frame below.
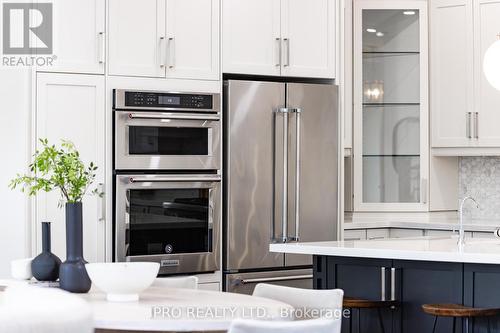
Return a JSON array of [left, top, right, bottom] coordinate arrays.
[[127, 187, 211, 256], [115, 112, 221, 170], [115, 174, 221, 274]]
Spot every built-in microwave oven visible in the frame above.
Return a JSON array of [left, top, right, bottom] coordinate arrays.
[[114, 89, 221, 171]]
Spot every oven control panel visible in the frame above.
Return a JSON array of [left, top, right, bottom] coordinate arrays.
[[123, 91, 213, 109]]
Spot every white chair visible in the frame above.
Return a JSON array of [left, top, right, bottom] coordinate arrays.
[[253, 284, 344, 322], [152, 276, 199, 289], [228, 317, 341, 333], [0, 285, 93, 333]]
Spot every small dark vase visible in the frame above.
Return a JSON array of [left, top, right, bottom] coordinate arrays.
[[59, 202, 91, 293], [31, 222, 61, 281]]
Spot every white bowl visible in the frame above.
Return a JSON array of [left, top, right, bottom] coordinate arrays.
[[10, 258, 33, 280], [85, 262, 159, 302]]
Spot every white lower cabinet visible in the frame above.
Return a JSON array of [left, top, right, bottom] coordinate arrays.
[[35, 73, 106, 263], [198, 282, 221, 291]]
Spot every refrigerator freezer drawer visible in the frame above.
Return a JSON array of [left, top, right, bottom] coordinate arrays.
[[225, 269, 313, 295]]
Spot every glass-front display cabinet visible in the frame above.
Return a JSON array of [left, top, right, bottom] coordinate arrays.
[[353, 0, 428, 211]]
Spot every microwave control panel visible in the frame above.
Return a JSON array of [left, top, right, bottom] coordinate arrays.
[[124, 91, 213, 109]]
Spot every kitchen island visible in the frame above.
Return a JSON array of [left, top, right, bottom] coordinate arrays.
[[270, 236, 500, 333]]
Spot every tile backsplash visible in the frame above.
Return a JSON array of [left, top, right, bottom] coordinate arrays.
[[459, 157, 500, 219]]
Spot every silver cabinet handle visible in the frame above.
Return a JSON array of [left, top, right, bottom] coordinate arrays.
[[474, 112, 479, 139], [421, 178, 427, 204], [159, 36, 166, 68], [275, 37, 281, 67], [390, 268, 396, 301], [168, 37, 175, 68], [128, 112, 220, 121], [283, 38, 290, 67], [98, 32, 105, 64], [466, 112, 472, 139], [344, 237, 362, 241], [129, 175, 221, 183], [236, 274, 313, 285], [98, 182, 105, 222], [292, 108, 302, 242], [381, 267, 386, 301]]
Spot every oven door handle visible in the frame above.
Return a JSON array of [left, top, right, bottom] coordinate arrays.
[[235, 274, 313, 285], [128, 175, 221, 183], [127, 112, 220, 121]]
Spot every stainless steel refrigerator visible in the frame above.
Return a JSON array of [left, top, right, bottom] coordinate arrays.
[[223, 80, 339, 294]]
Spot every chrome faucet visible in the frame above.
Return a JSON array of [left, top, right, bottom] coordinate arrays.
[[458, 196, 479, 249]]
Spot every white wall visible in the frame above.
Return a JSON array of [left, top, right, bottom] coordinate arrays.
[[0, 68, 32, 278]]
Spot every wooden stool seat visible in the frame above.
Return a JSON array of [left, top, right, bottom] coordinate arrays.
[[422, 303, 500, 318], [343, 297, 399, 333], [343, 296, 400, 309]]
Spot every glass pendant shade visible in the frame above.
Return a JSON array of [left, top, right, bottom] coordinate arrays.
[[483, 37, 500, 91]]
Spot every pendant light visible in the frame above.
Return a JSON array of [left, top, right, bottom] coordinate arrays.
[[483, 34, 500, 91]]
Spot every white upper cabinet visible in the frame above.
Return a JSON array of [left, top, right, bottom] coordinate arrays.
[[430, 0, 473, 148], [353, 0, 429, 212], [108, 0, 220, 80], [37, 0, 105, 74], [165, 0, 220, 80], [108, 0, 166, 78], [474, 0, 500, 146], [280, 0, 335, 78], [36, 73, 106, 263], [431, 0, 500, 152], [223, 0, 336, 78], [222, 0, 281, 76]]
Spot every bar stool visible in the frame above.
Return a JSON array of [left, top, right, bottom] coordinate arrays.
[[343, 297, 399, 333], [422, 303, 500, 333]]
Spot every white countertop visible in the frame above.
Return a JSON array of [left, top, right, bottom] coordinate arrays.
[[270, 236, 500, 264], [81, 286, 294, 331], [344, 211, 500, 233]]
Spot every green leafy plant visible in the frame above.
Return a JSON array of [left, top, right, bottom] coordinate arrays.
[[10, 138, 102, 206]]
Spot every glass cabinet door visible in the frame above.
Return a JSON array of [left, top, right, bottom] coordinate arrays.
[[354, 1, 428, 211]]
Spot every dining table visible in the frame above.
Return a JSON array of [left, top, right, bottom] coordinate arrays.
[[1, 280, 294, 332], [82, 286, 294, 332]]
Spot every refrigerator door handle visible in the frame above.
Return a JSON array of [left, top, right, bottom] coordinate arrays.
[[291, 108, 302, 242], [274, 107, 290, 243]]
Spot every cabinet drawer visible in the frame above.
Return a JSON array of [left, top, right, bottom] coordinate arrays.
[[343, 229, 367, 241], [472, 231, 496, 239], [390, 228, 424, 238], [198, 282, 220, 291], [366, 228, 389, 240]]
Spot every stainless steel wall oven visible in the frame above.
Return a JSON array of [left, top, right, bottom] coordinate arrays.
[[113, 89, 221, 275]]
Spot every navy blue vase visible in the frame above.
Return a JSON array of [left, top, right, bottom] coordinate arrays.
[[59, 202, 91, 293], [31, 222, 61, 281]]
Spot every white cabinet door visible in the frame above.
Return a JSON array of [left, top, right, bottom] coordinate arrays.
[[37, 0, 105, 74], [474, 0, 500, 146], [222, 0, 281, 76], [36, 73, 105, 263], [108, 0, 166, 77], [165, 0, 219, 80], [280, 0, 335, 78], [430, 0, 474, 147]]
